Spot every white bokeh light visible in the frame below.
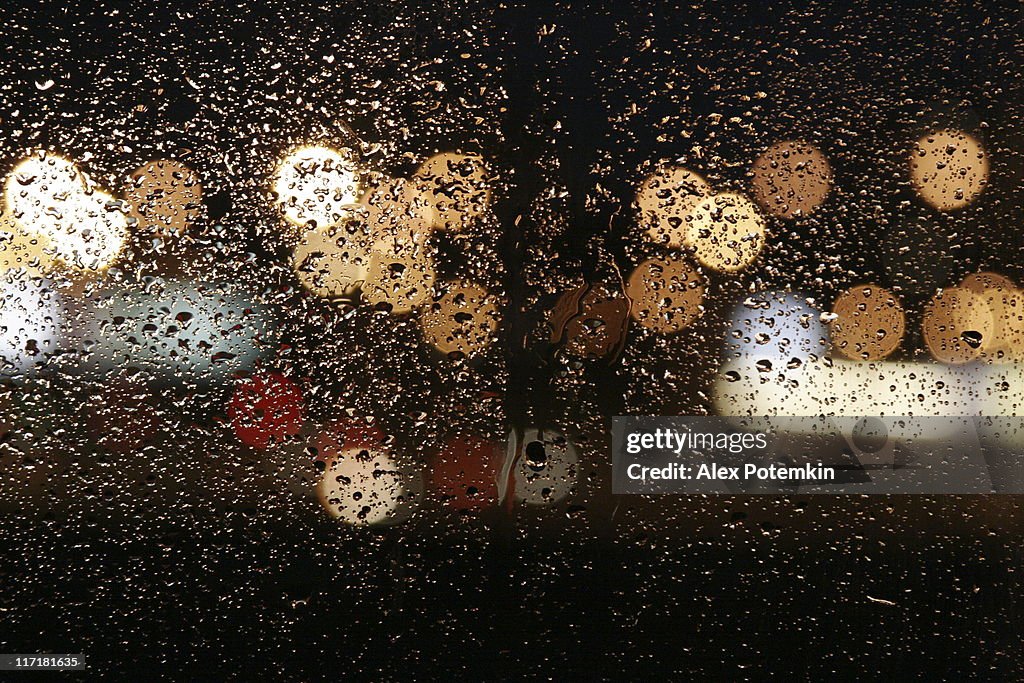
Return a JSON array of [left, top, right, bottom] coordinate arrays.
[[273, 146, 360, 230], [5, 154, 127, 272], [0, 274, 62, 374], [79, 279, 275, 382]]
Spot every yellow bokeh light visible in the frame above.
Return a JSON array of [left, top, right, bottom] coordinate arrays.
[[624, 255, 704, 334], [0, 212, 55, 276], [291, 222, 372, 299], [910, 130, 988, 211], [960, 271, 1020, 360], [420, 282, 501, 356], [715, 356, 1013, 418], [750, 140, 832, 219], [922, 286, 993, 364], [1000, 297, 1024, 363], [273, 146, 359, 231], [414, 152, 492, 232], [126, 159, 203, 235], [362, 177, 438, 243], [683, 192, 766, 272], [362, 236, 437, 313], [635, 165, 710, 248], [830, 285, 905, 361]]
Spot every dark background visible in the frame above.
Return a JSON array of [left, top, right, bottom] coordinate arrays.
[[0, 0, 1022, 678]]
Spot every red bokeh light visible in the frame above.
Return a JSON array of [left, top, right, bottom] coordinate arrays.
[[229, 372, 305, 449], [431, 434, 500, 511]]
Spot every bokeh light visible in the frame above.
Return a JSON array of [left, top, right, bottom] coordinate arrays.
[[229, 372, 305, 449], [362, 177, 438, 242], [2, 3, 1023, 676], [635, 165, 710, 248], [0, 273, 62, 374], [5, 154, 127, 273], [684, 192, 766, 272], [624, 255, 704, 334], [125, 159, 203, 235], [71, 189, 129, 271], [996, 294, 1024, 363], [717, 290, 994, 417], [921, 286, 993, 364], [431, 434, 500, 511], [82, 279, 276, 382], [315, 420, 422, 526], [291, 221, 371, 299], [413, 152, 492, 232], [273, 146, 360, 231], [362, 236, 437, 313], [722, 290, 828, 363], [750, 140, 832, 219], [5, 154, 83, 223], [318, 450, 411, 526], [420, 282, 500, 357], [909, 130, 988, 211], [0, 212, 54, 276], [716, 353, 1024, 418], [829, 285, 905, 361], [959, 271, 1021, 361]]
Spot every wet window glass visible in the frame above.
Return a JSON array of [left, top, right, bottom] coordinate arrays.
[[0, 0, 1022, 678]]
